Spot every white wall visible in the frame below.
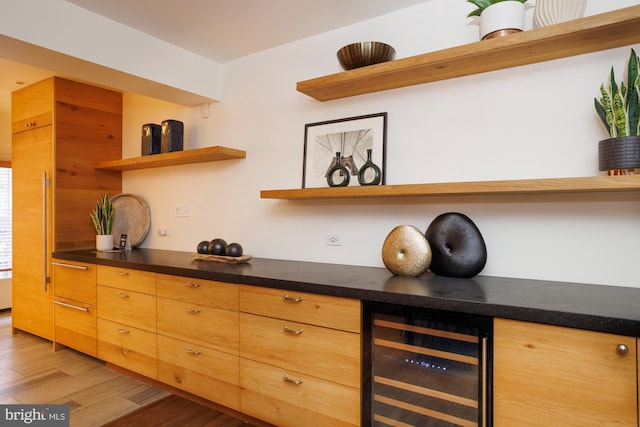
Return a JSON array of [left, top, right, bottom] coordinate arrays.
[[123, 0, 640, 288]]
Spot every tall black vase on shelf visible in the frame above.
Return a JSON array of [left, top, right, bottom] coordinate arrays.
[[326, 152, 350, 187], [358, 148, 382, 186]]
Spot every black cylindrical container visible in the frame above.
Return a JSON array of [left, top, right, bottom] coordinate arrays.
[[141, 123, 161, 156], [161, 120, 184, 153]]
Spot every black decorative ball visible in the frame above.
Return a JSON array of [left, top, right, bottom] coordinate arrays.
[[425, 212, 487, 278]]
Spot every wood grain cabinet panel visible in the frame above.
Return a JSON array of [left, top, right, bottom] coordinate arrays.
[[157, 335, 240, 410], [97, 266, 156, 295], [240, 358, 359, 427], [53, 297, 97, 357], [52, 260, 98, 356], [12, 77, 122, 341], [97, 285, 156, 333], [97, 318, 157, 379], [493, 318, 638, 426], [157, 297, 238, 355], [239, 284, 360, 332], [156, 274, 238, 311], [240, 312, 359, 387]]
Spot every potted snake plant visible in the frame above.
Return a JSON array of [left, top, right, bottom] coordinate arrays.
[[90, 194, 115, 250], [594, 48, 640, 175], [467, 0, 528, 40]]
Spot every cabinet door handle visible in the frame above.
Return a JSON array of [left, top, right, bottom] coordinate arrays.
[[186, 347, 201, 356], [185, 281, 201, 288], [52, 262, 89, 270], [283, 326, 303, 335], [42, 171, 50, 292], [481, 335, 488, 427], [283, 294, 303, 303], [617, 344, 629, 355], [117, 293, 129, 299], [185, 306, 201, 314], [53, 300, 89, 312], [283, 375, 303, 385], [117, 328, 130, 334]]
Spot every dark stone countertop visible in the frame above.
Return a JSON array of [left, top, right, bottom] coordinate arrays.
[[52, 248, 640, 337]]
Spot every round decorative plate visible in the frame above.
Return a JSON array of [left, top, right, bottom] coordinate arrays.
[[111, 193, 151, 247]]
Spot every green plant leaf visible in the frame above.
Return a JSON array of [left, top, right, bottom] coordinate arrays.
[[594, 98, 611, 136], [627, 49, 639, 136], [600, 84, 616, 138]]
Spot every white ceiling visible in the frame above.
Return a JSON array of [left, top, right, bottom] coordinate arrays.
[[0, 0, 430, 113], [64, 0, 430, 63]]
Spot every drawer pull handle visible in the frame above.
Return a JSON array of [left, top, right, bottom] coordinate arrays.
[[283, 326, 303, 335], [53, 300, 89, 312], [117, 271, 130, 277], [186, 347, 201, 356], [283, 375, 303, 385], [52, 262, 89, 270], [185, 281, 201, 288], [283, 294, 303, 303], [185, 306, 201, 314], [25, 121, 35, 128], [617, 344, 629, 355], [117, 328, 130, 334], [117, 293, 129, 299]]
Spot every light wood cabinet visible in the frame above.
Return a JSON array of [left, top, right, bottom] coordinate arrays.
[[97, 266, 157, 377], [156, 274, 240, 410], [52, 260, 97, 356], [239, 285, 361, 427], [493, 318, 638, 426], [11, 77, 122, 341]]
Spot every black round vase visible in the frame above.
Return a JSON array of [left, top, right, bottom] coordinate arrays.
[[326, 152, 350, 187], [598, 136, 640, 174]]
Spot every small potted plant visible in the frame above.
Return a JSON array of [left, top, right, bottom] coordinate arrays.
[[467, 0, 528, 40], [90, 194, 115, 250], [594, 48, 640, 175]]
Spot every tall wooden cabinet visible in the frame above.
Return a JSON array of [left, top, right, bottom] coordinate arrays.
[[12, 77, 122, 340]]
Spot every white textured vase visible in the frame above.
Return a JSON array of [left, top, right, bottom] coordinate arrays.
[[534, 0, 587, 28], [96, 234, 114, 251], [480, 1, 526, 40]]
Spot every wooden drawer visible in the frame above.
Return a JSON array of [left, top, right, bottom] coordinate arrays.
[[157, 297, 238, 355], [97, 318, 157, 379], [97, 285, 156, 332], [53, 297, 97, 357], [240, 312, 360, 387], [239, 285, 360, 332], [97, 265, 156, 294], [157, 335, 240, 410], [240, 358, 359, 427], [156, 274, 238, 310], [53, 260, 97, 304]]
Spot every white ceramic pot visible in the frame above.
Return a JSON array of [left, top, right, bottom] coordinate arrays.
[[480, 1, 525, 40], [96, 234, 114, 251]]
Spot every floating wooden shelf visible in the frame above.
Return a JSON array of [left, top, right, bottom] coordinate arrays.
[[297, 6, 640, 101], [260, 176, 640, 200], [95, 146, 246, 171]]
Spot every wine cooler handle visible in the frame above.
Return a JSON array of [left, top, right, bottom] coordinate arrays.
[[481, 335, 488, 427]]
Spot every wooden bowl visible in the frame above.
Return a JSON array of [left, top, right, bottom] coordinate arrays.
[[337, 41, 396, 70]]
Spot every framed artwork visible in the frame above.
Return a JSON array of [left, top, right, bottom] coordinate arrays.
[[302, 112, 387, 188]]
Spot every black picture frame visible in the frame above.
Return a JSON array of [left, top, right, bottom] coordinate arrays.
[[302, 112, 387, 188]]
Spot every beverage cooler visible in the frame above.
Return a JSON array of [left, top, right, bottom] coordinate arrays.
[[363, 302, 492, 427]]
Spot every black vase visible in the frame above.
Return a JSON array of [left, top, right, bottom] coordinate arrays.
[[598, 136, 640, 175], [326, 152, 350, 187], [358, 149, 382, 186]]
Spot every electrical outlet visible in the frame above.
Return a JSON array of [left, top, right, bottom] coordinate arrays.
[[175, 204, 191, 217], [326, 234, 342, 246]]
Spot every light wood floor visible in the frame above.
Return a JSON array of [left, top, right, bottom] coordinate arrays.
[[0, 310, 170, 426]]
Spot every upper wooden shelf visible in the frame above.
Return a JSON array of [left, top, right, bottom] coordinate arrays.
[[297, 5, 640, 101], [260, 176, 640, 200], [95, 146, 246, 171]]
